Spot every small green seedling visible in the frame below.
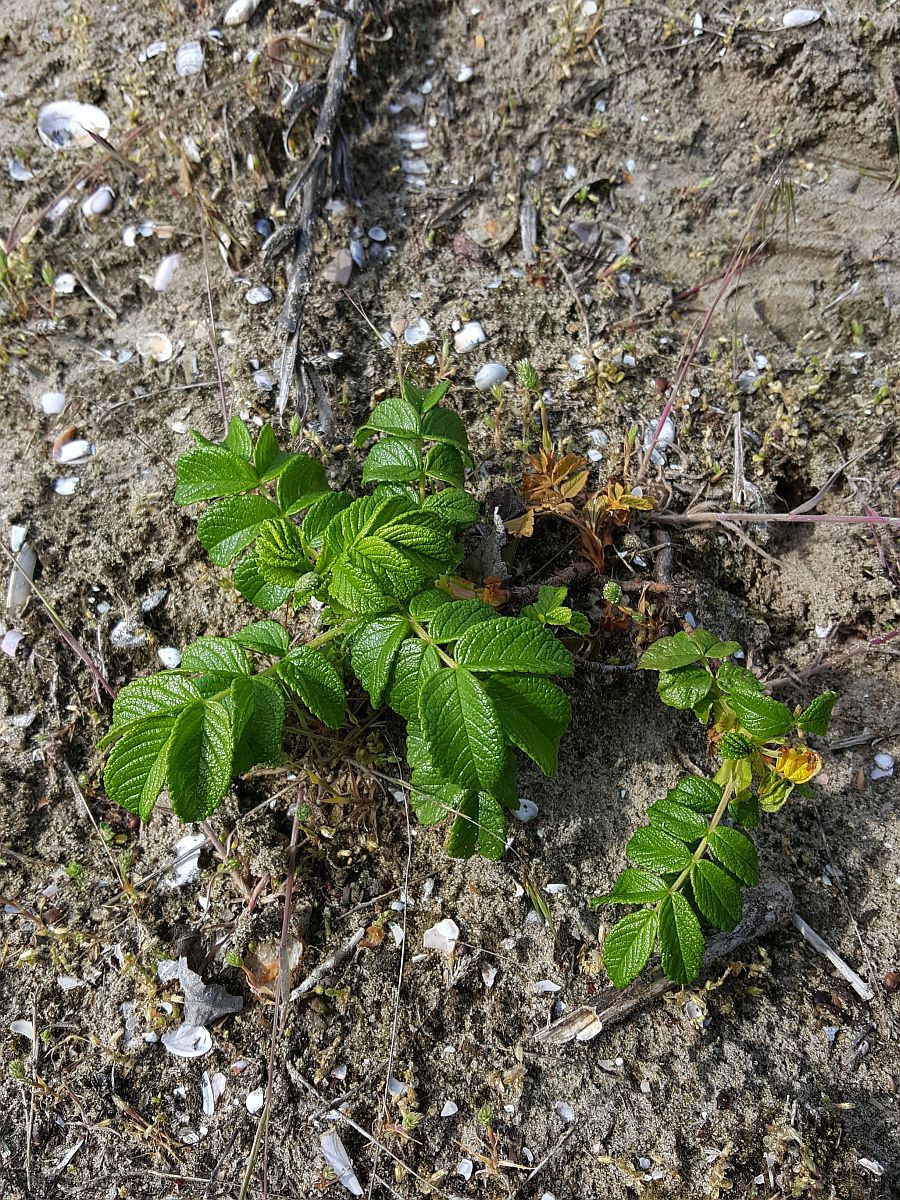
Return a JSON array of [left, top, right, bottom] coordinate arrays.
[[594, 627, 837, 987]]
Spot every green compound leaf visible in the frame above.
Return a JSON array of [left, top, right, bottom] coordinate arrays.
[[233, 552, 294, 611], [420, 380, 450, 412], [668, 774, 722, 814], [231, 676, 285, 776], [222, 415, 253, 460], [716, 662, 764, 697], [256, 518, 310, 587], [421, 488, 480, 529], [638, 632, 705, 672], [477, 791, 507, 860], [181, 637, 250, 678], [350, 615, 410, 706], [277, 645, 346, 728], [691, 859, 742, 931], [300, 492, 354, 549], [276, 454, 330, 515], [112, 674, 200, 729], [231, 620, 290, 658], [411, 781, 461, 826], [421, 406, 471, 457], [604, 909, 659, 988], [419, 667, 505, 793], [175, 444, 259, 505], [708, 826, 758, 886], [482, 673, 570, 777], [386, 638, 440, 721], [354, 395, 421, 444], [703, 638, 741, 660], [658, 893, 705, 984], [593, 868, 669, 906], [428, 598, 495, 643], [167, 700, 234, 822], [647, 797, 708, 842], [446, 791, 479, 858], [104, 715, 174, 820], [728, 791, 760, 828], [626, 825, 693, 874], [656, 664, 712, 710], [362, 438, 423, 485], [253, 425, 280, 474], [521, 586, 568, 622], [409, 589, 453, 621], [455, 616, 574, 677], [424, 443, 466, 487], [198, 494, 281, 566], [796, 691, 838, 736], [729, 691, 794, 740]]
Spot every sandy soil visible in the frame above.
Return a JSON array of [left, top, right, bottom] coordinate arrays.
[[1, 1, 898, 1198]]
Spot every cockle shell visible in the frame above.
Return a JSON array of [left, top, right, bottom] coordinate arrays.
[[37, 102, 110, 150]]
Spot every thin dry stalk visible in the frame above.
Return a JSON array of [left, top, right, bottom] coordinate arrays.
[[198, 202, 230, 438]]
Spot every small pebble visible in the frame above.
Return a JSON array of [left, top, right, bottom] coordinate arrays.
[[246, 286, 272, 305], [440, 1100, 458, 1117], [158, 647, 182, 668], [40, 391, 66, 415]]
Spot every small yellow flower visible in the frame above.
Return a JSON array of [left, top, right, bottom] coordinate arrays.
[[775, 745, 822, 785]]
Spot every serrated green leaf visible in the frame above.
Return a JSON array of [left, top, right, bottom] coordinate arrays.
[[604, 909, 659, 988], [455, 617, 574, 677], [727, 791, 760, 828], [668, 775, 722, 814], [354, 395, 421, 444], [594, 868, 669, 905], [409, 589, 453, 620], [181, 637, 250, 679], [421, 488, 480, 529], [638, 632, 705, 672], [104, 715, 174, 820], [167, 700, 234, 822], [521, 586, 568, 621], [231, 676, 285, 775], [256, 518, 309, 587], [482, 674, 570, 776], [703, 638, 741, 660], [656, 664, 713, 711], [198, 494, 281, 566], [716, 662, 763, 696], [276, 454, 330, 514], [277, 646, 345, 728], [112, 674, 200, 729], [419, 667, 505, 792], [301, 492, 354, 548], [568, 611, 591, 635], [175, 444, 259, 505], [411, 779, 462, 826], [420, 380, 450, 411], [222, 416, 253, 460], [477, 791, 507, 860], [796, 691, 837, 736], [708, 826, 758, 886], [658, 893, 704, 984], [626, 825, 693, 873], [350, 615, 410, 706], [231, 620, 290, 658], [233, 552, 294, 611], [647, 797, 708, 841], [424, 443, 466, 487], [429, 598, 495, 643], [253, 425, 279, 474], [422, 406, 471, 457], [691, 859, 742, 931], [446, 791, 479, 858], [362, 438, 423, 485], [729, 691, 794, 740], [386, 638, 440, 721]]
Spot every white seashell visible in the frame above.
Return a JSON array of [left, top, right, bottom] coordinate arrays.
[[320, 1130, 363, 1196], [858, 1159, 884, 1178], [367, 226, 387, 242], [224, 0, 261, 25], [182, 135, 202, 163], [545, 882, 567, 894], [323, 248, 353, 286], [874, 752, 894, 770], [440, 1100, 458, 1117], [457, 1160, 474, 1181], [554, 1101, 575, 1123], [136, 332, 173, 362], [331, 1063, 348, 1081], [53, 477, 79, 496], [200, 1072, 225, 1116], [9, 526, 27, 553], [246, 1087, 265, 1114], [158, 646, 182, 668], [1, 630, 25, 657], [512, 798, 538, 822], [58, 976, 84, 991], [47, 197, 73, 223], [455, 65, 474, 83], [454, 321, 486, 353], [152, 254, 181, 291], [8, 157, 34, 182], [532, 979, 562, 994], [110, 620, 147, 649], [139, 40, 167, 61], [54, 273, 77, 294], [161, 1023, 213, 1058], [245, 285, 272, 305], [10, 1019, 35, 1042], [253, 368, 274, 392], [403, 317, 430, 346], [122, 224, 138, 248], [349, 238, 366, 269], [168, 833, 206, 887], [40, 390, 66, 415], [474, 362, 508, 390], [81, 184, 114, 217], [6, 543, 36, 617], [54, 439, 94, 465], [692, 10, 703, 34], [480, 962, 498, 987], [423, 918, 460, 955], [37, 101, 110, 151], [175, 41, 205, 76], [782, 8, 820, 27]]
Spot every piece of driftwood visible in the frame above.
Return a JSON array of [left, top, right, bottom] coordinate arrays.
[[535, 871, 796, 1046]]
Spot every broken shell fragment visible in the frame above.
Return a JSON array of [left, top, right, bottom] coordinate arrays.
[[454, 321, 486, 353], [403, 317, 430, 346], [245, 285, 272, 305], [37, 101, 110, 150], [54, 273, 77, 294], [474, 362, 508, 390], [782, 8, 820, 26], [423, 918, 460, 955], [81, 185, 114, 217], [53, 477, 79, 496], [175, 41, 205, 76], [6, 543, 36, 617], [323, 249, 353, 286], [224, 0, 262, 24], [151, 254, 181, 292], [136, 332, 173, 363], [40, 391, 66, 415], [53, 433, 95, 465], [160, 1023, 213, 1058]]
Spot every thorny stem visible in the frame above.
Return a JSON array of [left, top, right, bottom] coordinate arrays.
[[667, 778, 736, 899]]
